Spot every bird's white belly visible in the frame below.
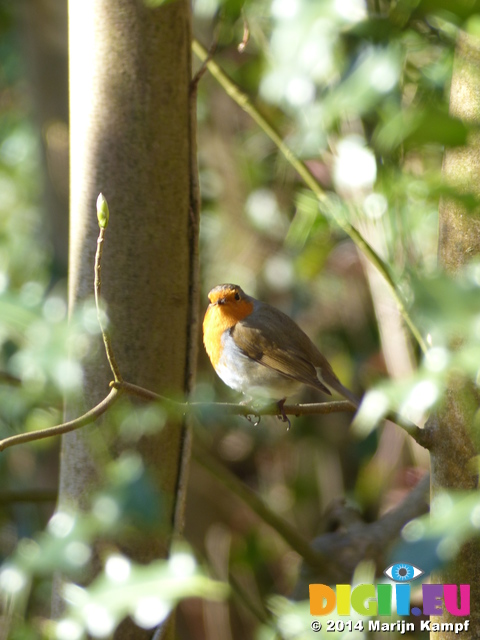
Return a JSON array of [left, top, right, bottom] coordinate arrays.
[[216, 332, 301, 399]]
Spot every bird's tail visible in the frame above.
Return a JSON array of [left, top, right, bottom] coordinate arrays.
[[320, 369, 360, 408], [334, 380, 360, 408]]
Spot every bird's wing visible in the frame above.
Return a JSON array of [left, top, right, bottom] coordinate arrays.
[[231, 305, 332, 395]]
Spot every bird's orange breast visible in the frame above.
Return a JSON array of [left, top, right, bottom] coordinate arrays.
[[203, 299, 253, 368]]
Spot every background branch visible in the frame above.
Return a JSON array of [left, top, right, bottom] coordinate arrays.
[[193, 445, 331, 572], [292, 473, 430, 597]]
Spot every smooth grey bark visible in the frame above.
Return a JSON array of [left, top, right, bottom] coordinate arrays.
[[54, 2, 197, 638]]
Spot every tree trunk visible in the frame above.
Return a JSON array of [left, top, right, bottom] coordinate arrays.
[[432, 31, 480, 640], [54, 1, 197, 638]]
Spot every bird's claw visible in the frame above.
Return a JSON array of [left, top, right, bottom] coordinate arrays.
[[276, 398, 291, 431], [246, 413, 261, 426]]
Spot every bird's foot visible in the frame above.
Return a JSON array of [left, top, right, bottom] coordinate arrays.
[[276, 398, 291, 431], [240, 397, 261, 426], [246, 413, 261, 426]]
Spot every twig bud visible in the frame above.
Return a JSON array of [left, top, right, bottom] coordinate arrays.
[[96, 193, 110, 229]]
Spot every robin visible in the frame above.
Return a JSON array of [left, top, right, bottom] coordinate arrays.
[[203, 283, 359, 421]]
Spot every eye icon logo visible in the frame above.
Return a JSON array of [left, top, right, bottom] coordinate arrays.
[[384, 563, 424, 582]]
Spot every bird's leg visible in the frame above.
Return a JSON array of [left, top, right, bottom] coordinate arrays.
[[276, 398, 291, 431]]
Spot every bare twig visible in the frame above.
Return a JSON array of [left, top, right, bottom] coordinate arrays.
[[112, 380, 356, 417], [190, 39, 217, 94], [95, 194, 122, 382], [114, 380, 430, 447], [0, 387, 121, 452], [385, 412, 432, 449], [0, 376, 429, 452]]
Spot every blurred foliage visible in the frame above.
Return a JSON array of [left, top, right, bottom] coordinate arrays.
[[392, 489, 480, 576], [0, 453, 227, 639], [193, 0, 480, 636], [258, 562, 379, 639], [0, 0, 480, 638]]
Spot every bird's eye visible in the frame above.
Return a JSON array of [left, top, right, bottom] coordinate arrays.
[[234, 293, 240, 300], [383, 563, 424, 582]]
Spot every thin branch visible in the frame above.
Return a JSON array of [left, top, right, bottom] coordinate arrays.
[[190, 39, 217, 94], [193, 445, 331, 572], [94, 196, 122, 382], [0, 387, 121, 452], [0, 380, 354, 453], [191, 39, 427, 355], [384, 412, 431, 449], [115, 380, 429, 448], [112, 380, 356, 417], [0, 374, 428, 453]]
